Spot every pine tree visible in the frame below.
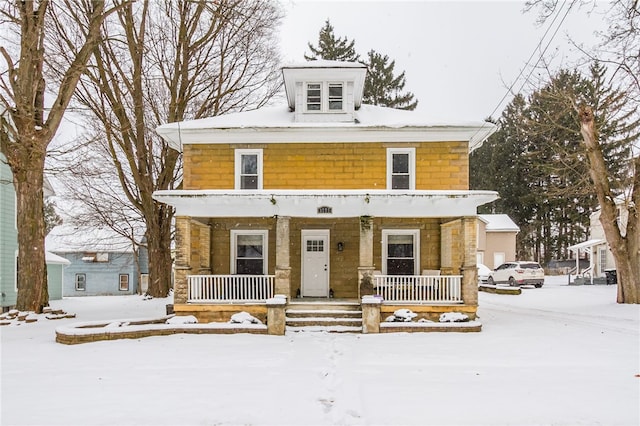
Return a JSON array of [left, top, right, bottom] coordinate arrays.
[[304, 19, 359, 62], [363, 50, 418, 111]]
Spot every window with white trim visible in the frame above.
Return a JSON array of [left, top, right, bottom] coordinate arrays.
[[305, 82, 344, 112], [328, 83, 343, 110], [235, 149, 263, 190], [382, 230, 420, 275], [306, 83, 322, 111], [231, 230, 268, 275], [598, 247, 607, 276], [75, 273, 86, 291], [387, 148, 415, 190], [119, 274, 129, 291]]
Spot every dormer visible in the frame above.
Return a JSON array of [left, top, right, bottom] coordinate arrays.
[[282, 60, 367, 123]]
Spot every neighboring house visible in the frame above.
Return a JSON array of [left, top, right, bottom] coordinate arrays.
[[568, 200, 628, 281], [46, 224, 146, 296], [1, 153, 70, 311], [477, 214, 519, 269], [152, 60, 498, 324]]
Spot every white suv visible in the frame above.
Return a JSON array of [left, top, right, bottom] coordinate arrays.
[[487, 261, 545, 288]]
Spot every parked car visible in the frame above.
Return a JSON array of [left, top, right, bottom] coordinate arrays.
[[477, 263, 491, 285], [487, 261, 545, 288]]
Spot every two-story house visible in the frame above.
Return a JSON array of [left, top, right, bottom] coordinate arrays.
[[153, 61, 498, 327]]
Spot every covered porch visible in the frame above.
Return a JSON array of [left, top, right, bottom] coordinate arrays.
[[154, 189, 498, 324]]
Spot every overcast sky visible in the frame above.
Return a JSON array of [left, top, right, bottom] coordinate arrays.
[[278, 0, 610, 121]]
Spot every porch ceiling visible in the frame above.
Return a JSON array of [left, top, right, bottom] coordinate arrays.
[[152, 189, 499, 218]]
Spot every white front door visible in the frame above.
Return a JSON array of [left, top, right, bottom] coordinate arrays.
[[301, 230, 330, 297]]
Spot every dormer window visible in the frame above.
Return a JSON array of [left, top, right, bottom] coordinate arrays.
[[306, 83, 322, 111], [328, 83, 343, 110], [305, 82, 344, 112]]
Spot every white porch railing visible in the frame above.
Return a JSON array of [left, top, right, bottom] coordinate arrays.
[[188, 275, 275, 302], [373, 275, 463, 303]]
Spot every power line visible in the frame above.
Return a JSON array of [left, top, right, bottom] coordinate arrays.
[[470, 0, 577, 144]]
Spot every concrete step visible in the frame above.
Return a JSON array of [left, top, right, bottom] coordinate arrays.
[[286, 317, 362, 328], [286, 309, 363, 319], [285, 300, 363, 333], [287, 301, 361, 311], [285, 325, 363, 333]]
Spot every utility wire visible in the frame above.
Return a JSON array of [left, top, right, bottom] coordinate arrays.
[[470, 0, 577, 145]]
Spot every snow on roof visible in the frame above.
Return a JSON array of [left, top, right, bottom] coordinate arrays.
[[479, 214, 520, 232], [567, 239, 606, 251], [46, 224, 136, 253], [156, 103, 496, 151], [281, 60, 366, 69], [45, 251, 71, 265], [160, 103, 488, 131]]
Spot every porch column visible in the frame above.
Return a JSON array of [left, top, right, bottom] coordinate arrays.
[[460, 216, 478, 306], [198, 222, 212, 275], [174, 216, 192, 304], [275, 216, 291, 296], [358, 216, 375, 297]]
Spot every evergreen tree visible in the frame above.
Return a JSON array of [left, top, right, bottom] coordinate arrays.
[[305, 21, 419, 110], [363, 50, 418, 111], [471, 62, 638, 264], [304, 19, 359, 62]]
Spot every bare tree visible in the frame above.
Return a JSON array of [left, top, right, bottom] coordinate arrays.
[[579, 105, 639, 303], [527, 0, 640, 303], [0, 0, 124, 312], [50, 0, 283, 297]]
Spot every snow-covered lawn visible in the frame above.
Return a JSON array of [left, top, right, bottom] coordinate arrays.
[[1, 276, 638, 426]]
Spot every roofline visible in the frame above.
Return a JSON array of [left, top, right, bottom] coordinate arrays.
[[156, 124, 497, 152]]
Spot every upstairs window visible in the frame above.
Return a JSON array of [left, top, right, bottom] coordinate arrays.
[[235, 149, 263, 190], [387, 148, 415, 190], [328, 83, 343, 110], [305, 82, 344, 112], [306, 83, 322, 111]]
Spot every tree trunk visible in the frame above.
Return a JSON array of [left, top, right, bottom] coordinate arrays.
[[579, 105, 640, 303], [144, 204, 173, 297], [14, 153, 48, 312]]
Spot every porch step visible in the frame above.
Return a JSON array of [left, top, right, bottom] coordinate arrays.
[[285, 301, 362, 333], [286, 309, 362, 319]]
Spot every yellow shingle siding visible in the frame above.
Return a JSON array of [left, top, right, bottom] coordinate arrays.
[[183, 141, 469, 190]]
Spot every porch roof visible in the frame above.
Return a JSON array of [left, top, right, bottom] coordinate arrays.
[[568, 239, 606, 252], [152, 189, 499, 218]]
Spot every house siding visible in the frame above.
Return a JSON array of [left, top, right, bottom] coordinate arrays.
[[183, 141, 469, 190], [484, 232, 517, 269], [0, 154, 18, 309], [47, 264, 64, 300], [56, 252, 139, 296]]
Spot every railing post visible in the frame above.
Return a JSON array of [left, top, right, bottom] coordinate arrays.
[[267, 295, 287, 335]]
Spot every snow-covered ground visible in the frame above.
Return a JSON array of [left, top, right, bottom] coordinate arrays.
[[1, 276, 638, 426]]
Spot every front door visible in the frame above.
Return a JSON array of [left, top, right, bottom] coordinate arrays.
[[301, 230, 330, 297]]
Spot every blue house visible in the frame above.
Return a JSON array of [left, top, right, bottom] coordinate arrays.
[[1, 153, 70, 311], [46, 224, 146, 296]]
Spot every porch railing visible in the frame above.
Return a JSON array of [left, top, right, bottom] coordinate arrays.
[[373, 275, 463, 303], [188, 275, 275, 302]]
